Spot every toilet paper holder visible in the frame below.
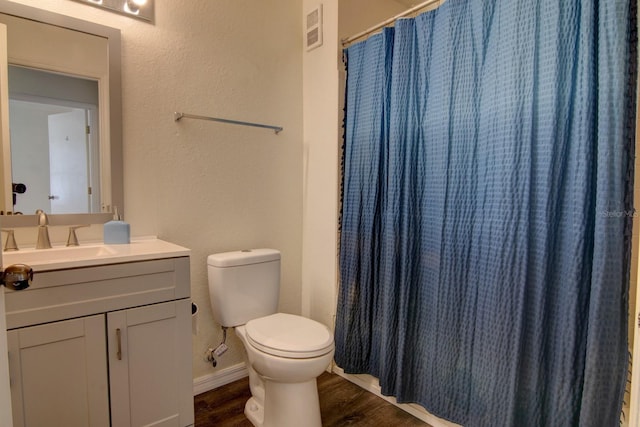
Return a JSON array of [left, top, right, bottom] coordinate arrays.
[[191, 302, 198, 336]]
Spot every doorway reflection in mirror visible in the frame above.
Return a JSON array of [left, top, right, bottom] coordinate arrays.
[[8, 66, 100, 215]]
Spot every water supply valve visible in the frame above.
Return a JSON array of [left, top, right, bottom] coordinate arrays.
[[213, 343, 228, 357], [206, 326, 229, 368]]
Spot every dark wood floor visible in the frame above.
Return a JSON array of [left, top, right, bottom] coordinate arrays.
[[195, 372, 430, 426]]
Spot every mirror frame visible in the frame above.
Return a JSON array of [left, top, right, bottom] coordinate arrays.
[[0, 1, 122, 227]]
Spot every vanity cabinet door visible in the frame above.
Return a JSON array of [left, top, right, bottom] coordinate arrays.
[[7, 315, 110, 427], [108, 299, 193, 427]]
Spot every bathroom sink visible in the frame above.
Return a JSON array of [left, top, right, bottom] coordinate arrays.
[[2, 238, 190, 271], [3, 245, 118, 266]]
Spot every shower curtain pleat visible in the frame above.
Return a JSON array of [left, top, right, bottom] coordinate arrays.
[[335, 0, 636, 425]]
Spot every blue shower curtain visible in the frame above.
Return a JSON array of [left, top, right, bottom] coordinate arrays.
[[335, 0, 636, 426]]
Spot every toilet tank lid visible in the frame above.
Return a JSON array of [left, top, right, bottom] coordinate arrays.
[[207, 248, 280, 267]]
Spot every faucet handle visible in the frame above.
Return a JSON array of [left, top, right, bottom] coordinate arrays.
[[1, 229, 18, 251], [35, 209, 48, 226], [66, 225, 90, 247]]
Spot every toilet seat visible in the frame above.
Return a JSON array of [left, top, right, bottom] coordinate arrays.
[[245, 313, 334, 359]]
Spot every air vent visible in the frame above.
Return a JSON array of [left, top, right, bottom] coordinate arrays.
[[305, 4, 323, 51]]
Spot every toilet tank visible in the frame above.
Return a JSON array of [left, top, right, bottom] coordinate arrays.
[[207, 249, 280, 327]]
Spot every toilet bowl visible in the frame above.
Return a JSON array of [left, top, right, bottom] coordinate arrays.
[[237, 313, 334, 427], [207, 249, 335, 427]]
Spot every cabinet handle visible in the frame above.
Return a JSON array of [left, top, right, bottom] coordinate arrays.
[[116, 328, 122, 360]]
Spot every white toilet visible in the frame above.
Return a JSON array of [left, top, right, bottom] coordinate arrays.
[[207, 249, 335, 427]]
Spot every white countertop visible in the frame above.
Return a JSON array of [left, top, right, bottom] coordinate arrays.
[[2, 237, 190, 271]]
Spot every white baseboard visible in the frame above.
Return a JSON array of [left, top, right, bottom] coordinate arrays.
[[193, 362, 249, 396], [332, 366, 461, 427]]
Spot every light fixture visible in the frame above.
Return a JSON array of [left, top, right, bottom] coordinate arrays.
[[70, 0, 154, 22], [123, 1, 140, 16], [123, 0, 149, 15]]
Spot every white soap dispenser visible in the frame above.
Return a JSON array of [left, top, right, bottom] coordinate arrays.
[[103, 207, 130, 244]]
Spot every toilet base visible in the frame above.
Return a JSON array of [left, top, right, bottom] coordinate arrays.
[[244, 396, 264, 426], [244, 378, 322, 427]]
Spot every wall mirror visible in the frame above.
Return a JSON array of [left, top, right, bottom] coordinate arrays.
[[0, 1, 122, 227]]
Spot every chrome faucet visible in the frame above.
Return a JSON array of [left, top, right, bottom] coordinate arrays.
[[2, 228, 18, 251], [66, 224, 90, 247], [35, 209, 52, 249]]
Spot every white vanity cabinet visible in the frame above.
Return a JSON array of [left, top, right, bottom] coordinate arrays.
[[4, 245, 193, 427], [108, 299, 192, 427], [7, 315, 110, 427]]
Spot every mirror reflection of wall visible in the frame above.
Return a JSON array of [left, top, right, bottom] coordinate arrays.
[[8, 66, 100, 214]]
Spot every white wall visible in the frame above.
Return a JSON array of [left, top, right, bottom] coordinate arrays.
[[300, 0, 407, 332], [301, 0, 339, 330], [8, 0, 303, 379], [339, 0, 406, 38]]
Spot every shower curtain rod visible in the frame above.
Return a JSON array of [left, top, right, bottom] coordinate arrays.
[[341, 0, 443, 47]]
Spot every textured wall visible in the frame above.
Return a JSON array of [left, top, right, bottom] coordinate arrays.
[[300, 0, 407, 337], [301, 0, 339, 331], [8, 0, 303, 379]]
